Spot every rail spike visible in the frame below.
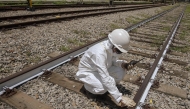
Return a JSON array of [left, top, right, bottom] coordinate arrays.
[[135, 76, 145, 85], [163, 55, 169, 61], [151, 79, 160, 89], [69, 57, 79, 64], [166, 49, 171, 53], [1, 86, 17, 98], [151, 54, 158, 58], [159, 64, 165, 72], [137, 77, 160, 89], [42, 70, 52, 77]]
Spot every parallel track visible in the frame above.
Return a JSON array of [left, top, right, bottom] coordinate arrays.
[[0, 4, 165, 30], [0, 4, 163, 21], [0, 2, 154, 11], [0, 4, 116, 11]]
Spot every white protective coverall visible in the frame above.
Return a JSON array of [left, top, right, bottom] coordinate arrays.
[[75, 40, 126, 103]]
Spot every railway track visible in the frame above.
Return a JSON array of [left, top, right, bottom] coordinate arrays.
[[0, 2, 154, 11], [0, 4, 164, 21], [0, 4, 166, 30], [0, 4, 116, 11], [0, 4, 189, 109]]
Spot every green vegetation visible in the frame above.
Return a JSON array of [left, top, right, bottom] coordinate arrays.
[[113, 18, 125, 24], [28, 56, 41, 63], [72, 30, 91, 38], [179, 30, 189, 40], [155, 10, 160, 14], [0, 66, 3, 73], [68, 38, 85, 46], [130, 28, 137, 33], [178, 5, 190, 43], [71, 29, 91, 46], [160, 5, 175, 11], [165, 17, 171, 22], [155, 5, 175, 14], [53, 0, 67, 5], [150, 36, 165, 47], [153, 38, 162, 44], [0, 67, 10, 73], [165, 4, 190, 54], [161, 20, 166, 23], [33, 0, 45, 5], [59, 46, 70, 52], [138, 13, 150, 19], [150, 43, 158, 47], [125, 16, 141, 24], [185, 67, 190, 71], [0, 3, 4, 6], [114, 1, 151, 5], [152, 35, 165, 38], [25, 51, 32, 56], [0, 3, 26, 6], [109, 23, 120, 30], [185, 5, 190, 13], [162, 26, 170, 31], [171, 46, 190, 53], [0, 0, 27, 6], [78, 42, 85, 46], [73, 30, 80, 34], [182, 19, 190, 24], [68, 38, 78, 44], [99, 32, 107, 37]]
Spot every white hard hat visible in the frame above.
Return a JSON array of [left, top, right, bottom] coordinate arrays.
[[108, 29, 130, 53]]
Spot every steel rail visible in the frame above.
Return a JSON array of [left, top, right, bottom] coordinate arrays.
[[0, 4, 164, 21], [0, 5, 178, 95], [0, 4, 113, 11], [0, 5, 164, 30], [0, 3, 155, 11], [133, 6, 185, 109]]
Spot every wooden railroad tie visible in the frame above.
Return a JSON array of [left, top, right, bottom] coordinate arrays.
[[0, 89, 53, 109]]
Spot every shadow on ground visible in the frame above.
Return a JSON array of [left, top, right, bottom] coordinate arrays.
[[79, 84, 132, 109]]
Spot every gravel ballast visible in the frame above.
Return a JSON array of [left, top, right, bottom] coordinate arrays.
[[0, 5, 174, 79]]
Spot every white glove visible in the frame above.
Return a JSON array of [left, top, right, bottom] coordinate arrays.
[[119, 96, 136, 107]]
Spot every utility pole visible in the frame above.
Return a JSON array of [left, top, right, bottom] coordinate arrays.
[[109, 0, 113, 6], [27, 0, 35, 11]]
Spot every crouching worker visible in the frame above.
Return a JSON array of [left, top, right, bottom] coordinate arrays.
[[75, 29, 136, 107]]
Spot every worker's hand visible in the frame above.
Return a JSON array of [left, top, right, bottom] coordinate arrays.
[[119, 96, 136, 107], [122, 61, 135, 70]]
